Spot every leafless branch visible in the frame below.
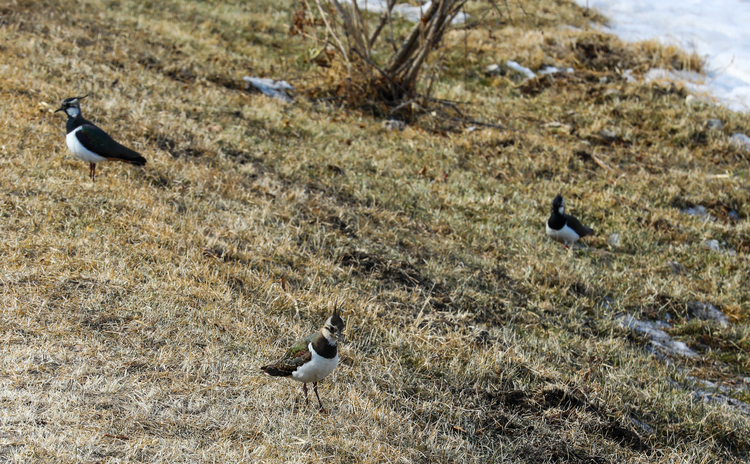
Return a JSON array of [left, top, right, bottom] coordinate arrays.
[[368, 0, 396, 49]]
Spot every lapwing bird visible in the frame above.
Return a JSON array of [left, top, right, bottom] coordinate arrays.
[[546, 194, 594, 249], [261, 309, 345, 413], [54, 93, 146, 181]]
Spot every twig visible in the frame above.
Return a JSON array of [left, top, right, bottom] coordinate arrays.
[[314, 0, 351, 70], [432, 98, 465, 119], [368, 0, 396, 48], [448, 117, 525, 133], [351, 47, 410, 97], [385, 1, 439, 75], [389, 99, 417, 114], [330, 0, 368, 56], [487, 0, 504, 19], [350, 0, 370, 58], [515, 0, 533, 18], [399, 0, 449, 87], [386, 0, 397, 53], [590, 153, 614, 172], [502, 0, 513, 20]]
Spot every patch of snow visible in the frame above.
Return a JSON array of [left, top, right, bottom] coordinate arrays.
[[537, 65, 574, 75], [703, 239, 736, 255], [574, 0, 750, 112], [383, 119, 406, 131], [703, 239, 721, 251], [680, 205, 711, 218], [617, 314, 698, 358], [650, 339, 698, 358], [730, 133, 750, 150], [705, 118, 723, 130], [693, 390, 750, 415], [484, 64, 503, 76], [607, 233, 621, 247], [506, 60, 536, 79], [644, 68, 710, 97], [342, 1, 468, 24], [242, 77, 294, 102], [618, 315, 669, 341], [687, 301, 729, 327]]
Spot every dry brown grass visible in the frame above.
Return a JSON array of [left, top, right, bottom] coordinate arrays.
[[0, 0, 749, 462]]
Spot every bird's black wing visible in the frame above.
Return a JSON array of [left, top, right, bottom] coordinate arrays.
[[76, 124, 147, 166], [566, 215, 593, 238], [260, 333, 316, 377]]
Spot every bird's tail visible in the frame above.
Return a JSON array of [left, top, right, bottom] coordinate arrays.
[[260, 364, 291, 377], [108, 145, 147, 166]]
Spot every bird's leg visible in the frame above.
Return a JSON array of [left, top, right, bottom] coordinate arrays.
[[89, 163, 96, 182], [313, 382, 326, 413], [302, 383, 309, 405]]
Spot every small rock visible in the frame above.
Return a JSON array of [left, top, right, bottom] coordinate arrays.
[[666, 261, 686, 274], [597, 297, 616, 311], [599, 76, 608, 84], [607, 233, 621, 247], [544, 121, 572, 134], [603, 88, 621, 97], [687, 301, 729, 327], [631, 418, 654, 435], [383, 120, 406, 131], [705, 119, 723, 130], [730, 133, 750, 150], [598, 128, 618, 141], [681, 205, 708, 217], [728, 210, 740, 221], [703, 239, 721, 251], [484, 64, 503, 76]]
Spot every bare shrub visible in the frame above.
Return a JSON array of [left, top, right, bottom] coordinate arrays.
[[302, 0, 468, 117]]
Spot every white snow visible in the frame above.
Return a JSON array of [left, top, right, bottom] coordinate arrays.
[[730, 132, 750, 149], [242, 77, 295, 102], [573, 0, 750, 112], [538, 65, 574, 76], [506, 60, 536, 79], [341, 1, 467, 25]]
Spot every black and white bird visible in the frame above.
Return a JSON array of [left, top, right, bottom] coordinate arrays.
[[260, 309, 345, 413], [54, 93, 146, 181], [546, 194, 593, 249]]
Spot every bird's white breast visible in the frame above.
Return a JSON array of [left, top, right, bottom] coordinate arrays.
[[546, 220, 581, 245], [66, 128, 107, 164], [291, 343, 339, 383]]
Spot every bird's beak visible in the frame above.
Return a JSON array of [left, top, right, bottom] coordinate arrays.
[[54, 107, 65, 113]]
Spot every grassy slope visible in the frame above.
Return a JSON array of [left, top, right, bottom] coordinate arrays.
[[0, 0, 749, 462]]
